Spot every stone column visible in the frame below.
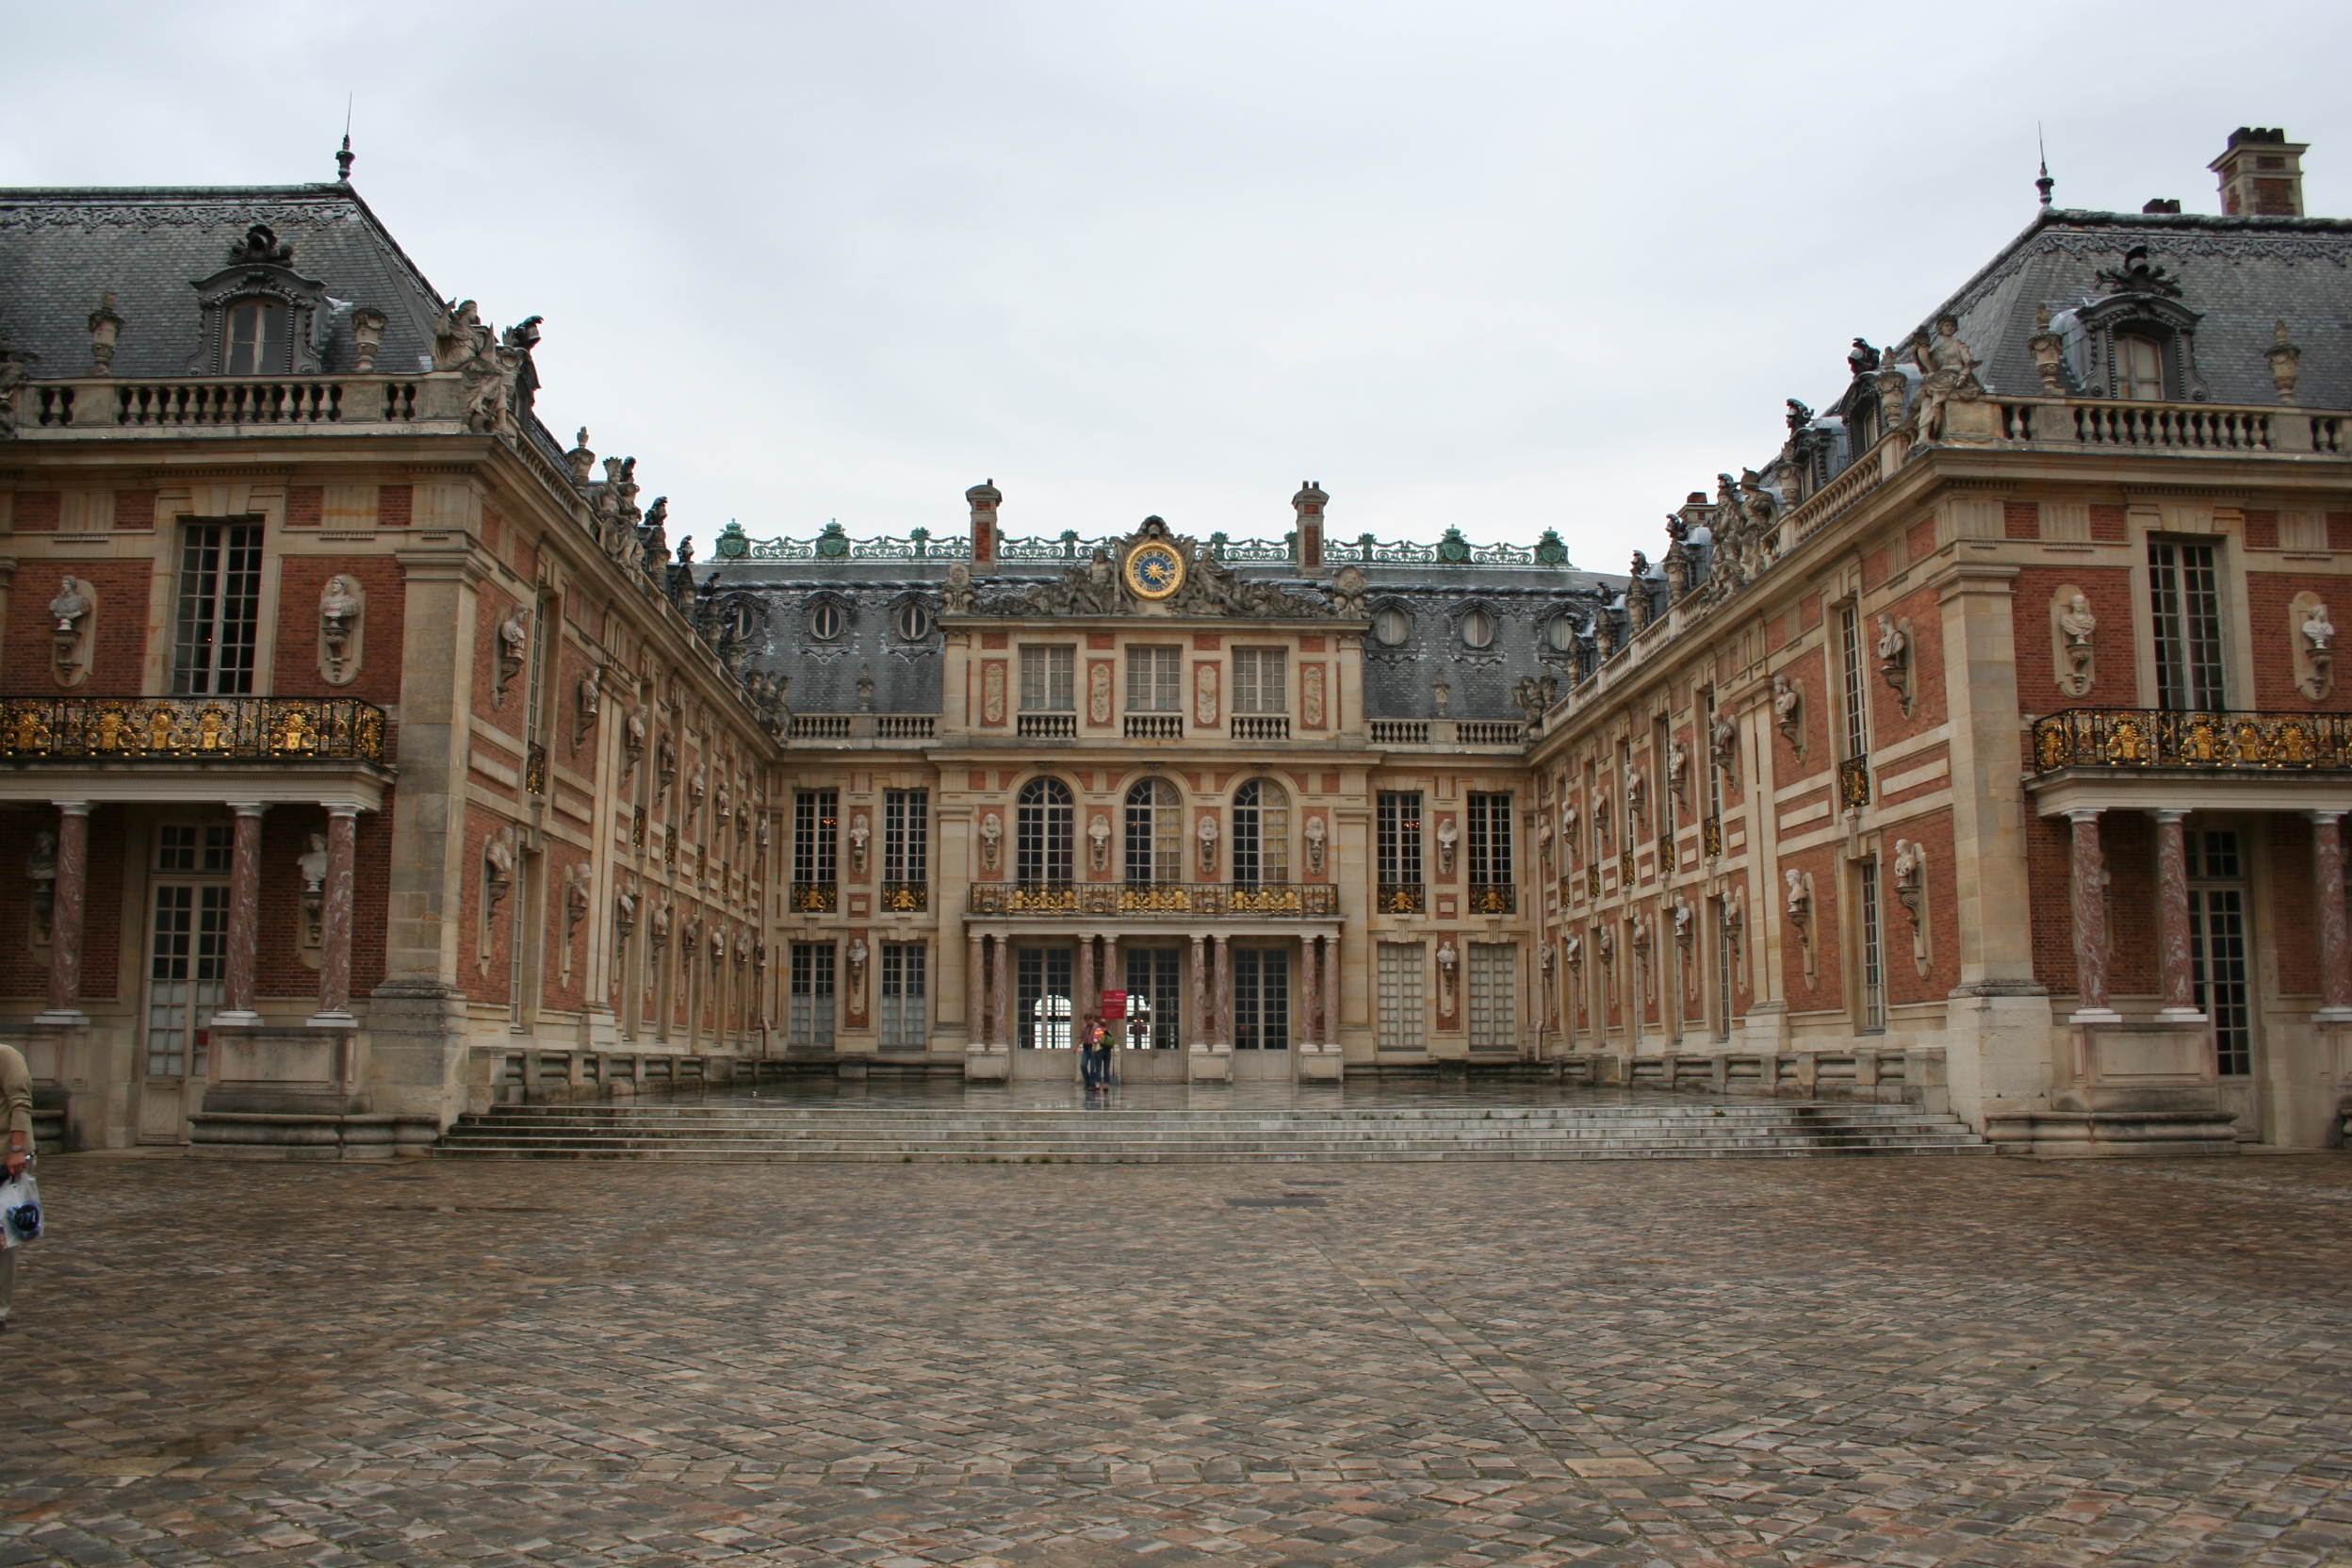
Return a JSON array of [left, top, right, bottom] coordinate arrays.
[[216, 803, 269, 1026], [2152, 809, 2204, 1022], [1299, 937, 1320, 1052], [2067, 808, 2118, 1023], [312, 805, 362, 1025], [2314, 811, 2352, 1023], [1103, 936, 1122, 1045], [1213, 934, 1231, 1052], [993, 934, 1011, 1050], [38, 802, 93, 1024], [1188, 933, 1208, 1049], [1322, 931, 1340, 1056], [967, 930, 987, 1049], [1075, 934, 1095, 1033]]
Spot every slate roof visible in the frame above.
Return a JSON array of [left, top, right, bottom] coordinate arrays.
[[0, 183, 448, 379], [1889, 208, 2352, 409]]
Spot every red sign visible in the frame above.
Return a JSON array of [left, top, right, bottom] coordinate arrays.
[[1099, 990, 1127, 1020]]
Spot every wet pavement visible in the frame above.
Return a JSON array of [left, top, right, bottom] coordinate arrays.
[[4, 1149, 2351, 1566]]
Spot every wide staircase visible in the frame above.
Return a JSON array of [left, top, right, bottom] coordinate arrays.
[[437, 1096, 1991, 1163]]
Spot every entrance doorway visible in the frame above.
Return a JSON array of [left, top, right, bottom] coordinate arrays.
[[141, 877, 228, 1143], [2187, 827, 2257, 1138], [1016, 946, 1073, 1050], [1124, 947, 1183, 1050]]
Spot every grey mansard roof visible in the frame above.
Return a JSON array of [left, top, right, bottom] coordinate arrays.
[[701, 555, 1625, 721], [0, 183, 448, 380], [1898, 208, 2352, 409]]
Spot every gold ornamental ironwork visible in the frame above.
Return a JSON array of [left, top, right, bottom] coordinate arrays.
[[2031, 709, 2352, 775], [0, 695, 387, 762]]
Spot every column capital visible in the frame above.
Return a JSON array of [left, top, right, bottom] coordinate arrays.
[[50, 800, 92, 817], [227, 800, 269, 818], [2066, 807, 2103, 825], [2150, 808, 2190, 825], [322, 801, 364, 819], [2309, 809, 2345, 826]]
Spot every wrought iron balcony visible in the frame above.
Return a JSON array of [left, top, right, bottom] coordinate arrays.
[[969, 881, 1339, 918], [1464, 883, 1517, 915], [879, 881, 929, 913], [2032, 709, 2352, 775], [0, 695, 387, 763], [1838, 756, 1871, 808], [1377, 883, 1426, 915], [790, 881, 839, 913]]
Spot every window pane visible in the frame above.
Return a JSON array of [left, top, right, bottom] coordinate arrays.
[[1377, 942, 1425, 1052]]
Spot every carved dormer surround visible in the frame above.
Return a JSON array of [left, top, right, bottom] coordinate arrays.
[[184, 223, 330, 377]]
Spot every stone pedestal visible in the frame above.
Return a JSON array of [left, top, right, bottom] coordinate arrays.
[[962, 1045, 1010, 1083], [1188, 1047, 1231, 1084], [1985, 1018, 2238, 1156]]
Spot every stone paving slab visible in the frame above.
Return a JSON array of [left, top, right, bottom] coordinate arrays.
[[3, 1152, 2350, 1565]]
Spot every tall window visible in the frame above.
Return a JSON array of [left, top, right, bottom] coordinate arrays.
[[221, 299, 287, 376], [1654, 717, 1675, 839], [793, 791, 839, 887], [1232, 779, 1289, 886], [882, 790, 927, 888], [1124, 947, 1183, 1050], [1377, 942, 1426, 1052], [1232, 648, 1287, 714], [1020, 645, 1074, 711], [1016, 945, 1072, 1049], [2190, 830, 2251, 1077], [1857, 858, 1886, 1033], [172, 522, 264, 694], [1232, 948, 1290, 1050], [1378, 792, 1423, 890], [1467, 943, 1517, 1054], [2149, 540, 2226, 710], [1465, 793, 1511, 887], [878, 943, 926, 1049], [1838, 603, 1869, 760], [789, 942, 835, 1048], [1714, 895, 1736, 1042], [1017, 777, 1074, 883], [2117, 333, 2166, 400], [1124, 778, 1183, 883], [1704, 691, 1724, 821], [1127, 646, 1182, 711]]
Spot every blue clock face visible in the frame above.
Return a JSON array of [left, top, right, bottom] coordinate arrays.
[[1126, 544, 1184, 599]]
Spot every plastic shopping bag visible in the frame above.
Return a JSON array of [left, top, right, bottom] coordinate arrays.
[[0, 1172, 41, 1248]]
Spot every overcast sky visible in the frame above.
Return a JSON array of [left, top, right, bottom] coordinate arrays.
[[8, 2, 2350, 567]]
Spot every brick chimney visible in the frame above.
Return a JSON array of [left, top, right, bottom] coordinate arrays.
[[1291, 481, 1328, 572], [967, 479, 1001, 570], [2211, 127, 2308, 217]]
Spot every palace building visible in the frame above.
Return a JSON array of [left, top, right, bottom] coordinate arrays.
[[1, 127, 2346, 1154]]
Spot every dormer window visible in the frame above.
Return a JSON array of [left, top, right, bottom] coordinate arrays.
[[2116, 333, 2166, 400], [222, 299, 289, 376]]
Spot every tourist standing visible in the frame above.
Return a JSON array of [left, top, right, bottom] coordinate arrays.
[[0, 1040, 30, 1331]]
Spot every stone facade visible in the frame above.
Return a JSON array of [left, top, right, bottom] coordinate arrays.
[[4, 128, 2349, 1152]]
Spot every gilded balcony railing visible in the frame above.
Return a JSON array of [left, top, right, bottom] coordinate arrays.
[[969, 881, 1339, 918], [1702, 815, 1723, 858], [791, 881, 839, 913], [2031, 708, 2352, 775], [880, 881, 929, 913], [0, 695, 387, 762], [1464, 883, 1516, 915], [1377, 883, 1426, 915], [1838, 755, 1871, 808]]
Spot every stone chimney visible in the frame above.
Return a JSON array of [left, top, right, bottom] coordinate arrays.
[[966, 479, 1002, 571], [2211, 127, 2308, 218], [1291, 481, 1328, 572]]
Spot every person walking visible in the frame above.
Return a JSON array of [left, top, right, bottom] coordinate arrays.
[[0, 1040, 31, 1332]]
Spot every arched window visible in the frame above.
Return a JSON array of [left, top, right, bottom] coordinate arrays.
[[1545, 612, 1577, 653], [1016, 777, 1073, 883], [1232, 779, 1289, 887], [1372, 605, 1412, 646], [2116, 333, 2166, 400], [1124, 778, 1182, 884], [1460, 607, 1495, 649], [893, 599, 931, 641], [808, 600, 845, 641]]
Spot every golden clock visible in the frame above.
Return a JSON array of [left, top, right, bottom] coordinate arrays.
[[1123, 542, 1185, 600]]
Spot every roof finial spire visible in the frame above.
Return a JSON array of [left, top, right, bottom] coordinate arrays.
[[2034, 123, 2054, 209], [335, 95, 355, 184]]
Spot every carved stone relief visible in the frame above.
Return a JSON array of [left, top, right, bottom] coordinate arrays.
[[1784, 868, 1816, 985], [1301, 663, 1326, 728], [1892, 839, 1930, 976], [1193, 662, 1219, 728], [2294, 592, 2336, 701], [2051, 587, 2098, 698], [318, 574, 365, 686], [979, 812, 1003, 874], [494, 606, 530, 708], [1303, 812, 1326, 874], [981, 661, 1006, 727], [1087, 661, 1113, 727], [48, 576, 94, 688], [1875, 614, 1915, 716], [1772, 674, 1805, 757]]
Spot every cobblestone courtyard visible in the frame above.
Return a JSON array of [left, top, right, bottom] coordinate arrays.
[[6, 1152, 2352, 1568]]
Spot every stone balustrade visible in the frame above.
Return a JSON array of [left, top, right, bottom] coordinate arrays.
[[1554, 1045, 1949, 1113]]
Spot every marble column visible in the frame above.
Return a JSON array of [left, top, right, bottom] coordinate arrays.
[[993, 934, 1011, 1050], [38, 801, 92, 1024], [967, 930, 987, 1049], [217, 803, 268, 1026], [1321, 932, 1339, 1056], [1075, 934, 1095, 1034], [1103, 936, 1122, 1045], [1188, 933, 1208, 1050], [2152, 809, 2203, 1022], [2314, 811, 2352, 1023], [1298, 937, 1320, 1053], [1213, 934, 1231, 1051], [312, 805, 361, 1024], [2067, 808, 2118, 1023]]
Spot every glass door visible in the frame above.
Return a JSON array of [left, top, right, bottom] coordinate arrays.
[[1016, 946, 1072, 1050], [1123, 947, 1183, 1049], [2187, 827, 2256, 1139], [141, 882, 228, 1143]]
